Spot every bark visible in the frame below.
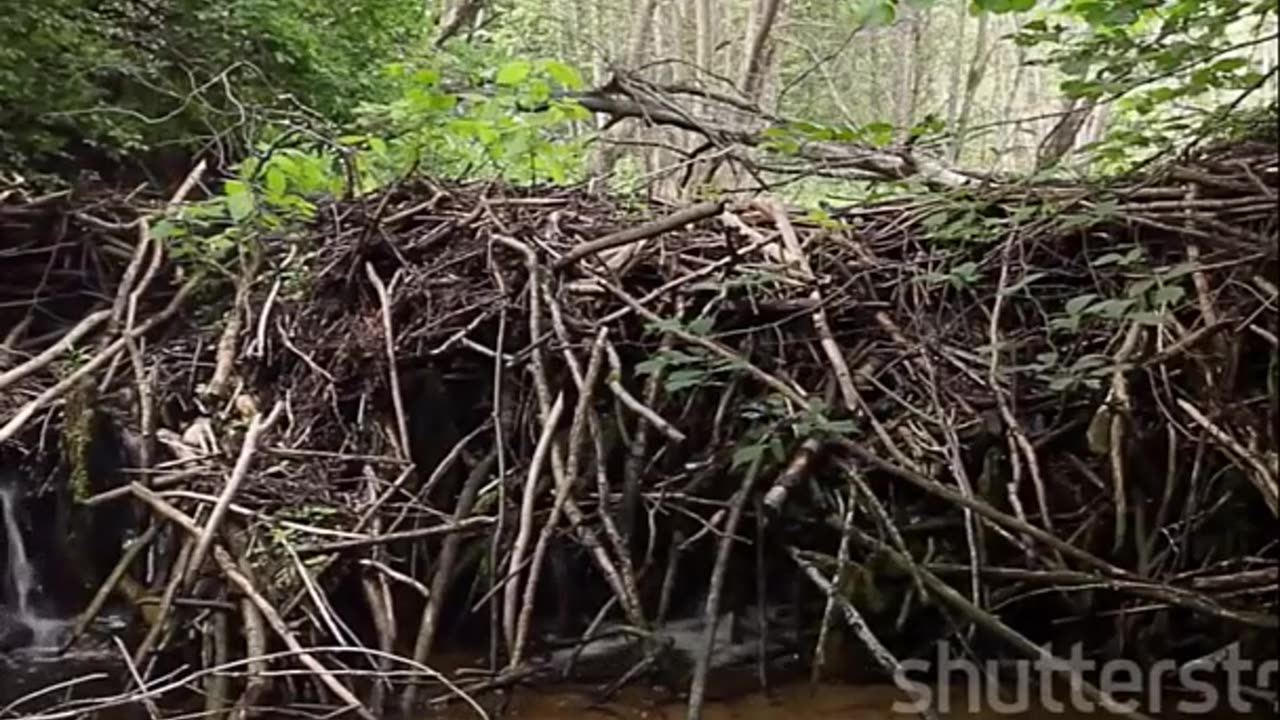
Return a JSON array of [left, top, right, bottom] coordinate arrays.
[[694, 0, 713, 71], [434, 0, 487, 47], [1035, 97, 1097, 170], [626, 0, 662, 67], [996, 15, 1028, 167], [949, 8, 991, 161], [738, 0, 783, 101], [943, 0, 968, 133]]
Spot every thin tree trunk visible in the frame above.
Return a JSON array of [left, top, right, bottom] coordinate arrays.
[[1035, 97, 1097, 170], [738, 0, 783, 100], [694, 0, 713, 71], [949, 9, 991, 161], [943, 0, 968, 132], [626, 0, 661, 66], [997, 16, 1027, 168]]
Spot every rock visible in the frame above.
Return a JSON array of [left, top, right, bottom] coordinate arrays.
[[0, 611, 33, 651], [536, 604, 798, 689]]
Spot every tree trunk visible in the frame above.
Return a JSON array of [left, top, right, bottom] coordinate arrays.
[[1035, 97, 1097, 170], [738, 0, 783, 101], [949, 8, 991, 161], [996, 15, 1027, 169], [943, 0, 969, 133], [694, 0, 714, 71]]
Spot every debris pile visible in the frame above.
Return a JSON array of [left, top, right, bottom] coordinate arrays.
[[0, 142, 1276, 717]]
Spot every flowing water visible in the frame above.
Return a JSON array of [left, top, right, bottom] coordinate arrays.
[[0, 483, 35, 618], [0, 479, 80, 661]]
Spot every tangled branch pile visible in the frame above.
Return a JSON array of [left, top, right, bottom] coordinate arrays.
[[0, 142, 1276, 718]]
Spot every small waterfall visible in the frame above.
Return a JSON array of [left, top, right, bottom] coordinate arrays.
[[1, 483, 36, 616], [0, 479, 66, 650]]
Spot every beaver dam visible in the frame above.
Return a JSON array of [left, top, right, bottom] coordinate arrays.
[[0, 140, 1276, 720]]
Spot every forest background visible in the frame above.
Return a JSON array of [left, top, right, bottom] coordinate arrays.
[[2, 0, 1277, 200]]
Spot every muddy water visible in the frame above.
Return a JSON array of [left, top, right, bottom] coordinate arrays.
[[4, 648, 1269, 719], [417, 682, 1261, 720], [421, 684, 996, 719]]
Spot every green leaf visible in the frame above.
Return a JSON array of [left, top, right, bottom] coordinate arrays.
[[863, 121, 895, 146], [1061, 78, 1105, 99], [264, 167, 287, 197], [1152, 285, 1185, 306], [1071, 354, 1109, 371], [411, 68, 440, 86], [1127, 278, 1155, 298], [1048, 376, 1075, 391], [634, 357, 669, 376], [1090, 298, 1136, 319], [1001, 271, 1047, 295], [495, 60, 531, 86], [859, 0, 896, 26], [1065, 294, 1097, 315], [664, 369, 707, 392], [543, 60, 582, 89], [733, 444, 765, 469], [224, 182, 255, 222], [686, 317, 715, 335]]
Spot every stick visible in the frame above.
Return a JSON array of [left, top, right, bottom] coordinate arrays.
[[686, 452, 763, 720], [553, 200, 724, 270], [185, 401, 284, 586], [0, 310, 110, 394], [1178, 399, 1279, 515], [845, 529, 1157, 720], [789, 546, 938, 720], [503, 392, 565, 651], [292, 515, 495, 555], [364, 263, 412, 460], [0, 279, 197, 444], [604, 341, 687, 443], [64, 523, 160, 651], [216, 545, 375, 720], [838, 439, 1134, 579], [511, 330, 607, 667], [129, 484, 375, 720]]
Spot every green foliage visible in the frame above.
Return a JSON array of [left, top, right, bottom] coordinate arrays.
[[0, 0, 427, 172], [1009, 0, 1278, 169], [733, 396, 856, 469], [351, 55, 591, 185], [152, 140, 342, 275], [761, 119, 900, 154]]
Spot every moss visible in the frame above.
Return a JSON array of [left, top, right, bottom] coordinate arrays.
[[62, 378, 97, 502]]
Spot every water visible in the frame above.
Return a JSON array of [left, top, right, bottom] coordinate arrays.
[[0, 481, 68, 650], [0, 483, 35, 617], [538, 605, 795, 682]]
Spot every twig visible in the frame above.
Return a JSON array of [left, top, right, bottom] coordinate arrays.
[[789, 546, 938, 720], [0, 310, 110, 394], [365, 263, 412, 460], [0, 279, 198, 444], [845, 529, 1156, 720], [553, 200, 724, 270], [64, 523, 160, 650], [686, 452, 763, 720], [1177, 399, 1278, 515], [503, 392, 565, 651], [185, 401, 284, 586]]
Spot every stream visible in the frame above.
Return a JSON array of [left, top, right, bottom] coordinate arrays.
[[1, 481, 1270, 719], [1, 479, 127, 711]]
